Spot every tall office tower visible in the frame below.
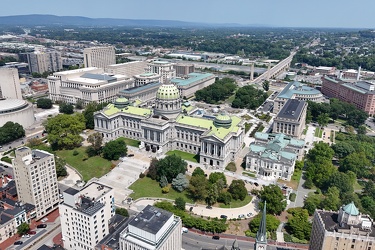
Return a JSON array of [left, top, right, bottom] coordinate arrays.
[[309, 202, 375, 250], [83, 46, 116, 70], [119, 205, 182, 250], [60, 181, 115, 250], [174, 63, 194, 77], [12, 147, 60, 220], [146, 61, 176, 84], [26, 50, 63, 74], [0, 68, 22, 99]]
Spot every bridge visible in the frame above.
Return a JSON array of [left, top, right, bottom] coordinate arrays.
[[251, 51, 296, 84]]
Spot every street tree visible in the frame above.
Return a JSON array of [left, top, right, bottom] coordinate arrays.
[[45, 113, 85, 150], [115, 208, 129, 217], [171, 173, 189, 192], [228, 180, 247, 201], [156, 154, 187, 182], [175, 197, 186, 211], [258, 184, 287, 215], [102, 138, 127, 160], [248, 213, 280, 233], [317, 113, 330, 127], [17, 223, 29, 236], [37, 98, 53, 109], [262, 80, 270, 91], [285, 208, 312, 241]]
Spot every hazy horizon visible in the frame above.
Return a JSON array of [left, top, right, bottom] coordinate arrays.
[[0, 0, 374, 29]]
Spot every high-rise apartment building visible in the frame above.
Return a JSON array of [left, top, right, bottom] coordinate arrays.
[[119, 205, 182, 250], [25, 50, 63, 74], [12, 147, 59, 220], [60, 181, 115, 250], [84, 46, 116, 70], [0, 68, 22, 99], [146, 61, 176, 84], [309, 202, 375, 250]]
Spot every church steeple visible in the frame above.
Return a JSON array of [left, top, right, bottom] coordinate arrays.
[[255, 201, 267, 250]]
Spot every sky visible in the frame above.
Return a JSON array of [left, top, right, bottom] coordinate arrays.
[[1, 0, 374, 28]]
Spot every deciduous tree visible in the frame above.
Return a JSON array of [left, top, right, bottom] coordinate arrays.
[[156, 155, 187, 182], [258, 185, 287, 215], [102, 138, 127, 160]]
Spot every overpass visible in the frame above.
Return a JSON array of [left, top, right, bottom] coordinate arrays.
[[252, 51, 296, 84]]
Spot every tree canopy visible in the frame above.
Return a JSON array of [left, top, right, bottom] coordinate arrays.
[[102, 138, 127, 160], [156, 154, 187, 182], [171, 173, 189, 192], [83, 102, 108, 129], [37, 98, 53, 109], [195, 78, 236, 104], [228, 179, 247, 201], [59, 102, 74, 114], [257, 184, 287, 215], [0, 121, 25, 145], [45, 113, 85, 150], [285, 208, 311, 241], [231, 85, 268, 109], [248, 213, 280, 233]]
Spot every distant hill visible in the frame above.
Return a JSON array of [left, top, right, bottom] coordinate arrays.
[[0, 14, 248, 28]]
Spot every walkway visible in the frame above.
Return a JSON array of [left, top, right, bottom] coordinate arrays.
[[58, 164, 82, 187]]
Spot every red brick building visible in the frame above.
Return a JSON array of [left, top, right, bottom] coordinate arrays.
[[322, 76, 375, 115]]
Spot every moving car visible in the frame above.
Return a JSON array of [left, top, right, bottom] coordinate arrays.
[[220, 215, 228, 219], [212, 235, 220, 240], [206, 205, 213, 209], [14, 241, 23, 245], [37, 224, 47, 228]]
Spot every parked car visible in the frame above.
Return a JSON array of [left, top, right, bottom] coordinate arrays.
[[220, 215, 228, 219], [127, 154, 134, 157], [238, 214, 245, 219], [14, 241, 23, 245], [212, 235, 220, 240], [37, 224, 47, 228], [247, 213, 253, 217], [206, 206, 213, 209], [28, 230, 36, 235], [181, 227, 188, 233]]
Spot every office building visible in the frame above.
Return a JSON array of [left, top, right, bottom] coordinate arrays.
[[273, 99, 307, 138], [273, 81, 323, 113], [60, 181, 115, 250], [172, 72, 215, 99], [174, 63, 195, 77], [48, 67, 133, 105], [146, 61, 176, 84], [84, 46, 116, 70], [119, 205, 182, 250], [25, 50, 62, 74], [0, 68, 22, 99], [309, 202, 375, 250], [321, 76, 375, 115], [134, 73, 161, 87], [106, 61, 148, 77], [12, 147, 59, 220], [94, 82, 244, 169], [246, 133, 304, 181], [117, 82, 162, 105]]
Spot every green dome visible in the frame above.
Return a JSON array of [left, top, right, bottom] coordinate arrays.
[[114, 97, 129, 108], [343, 202, 359, 216], [156, 84, 180, 100], [214, 113, 232, 128]]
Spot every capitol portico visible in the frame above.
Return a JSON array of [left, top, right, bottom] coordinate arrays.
[[94, 82, 244, 168]]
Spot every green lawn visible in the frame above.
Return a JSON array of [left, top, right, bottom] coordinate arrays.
[[218, 195, 252, 208], [245, 123, 253, 133], [226, 94, 236, 103], [314, 127, 323, 138], [56, 147, 113, 182], [118, 137, 141, 147], [166, 150, 199, 163], [303, 126, 308, 135], [129, 177, 194, 202], [225, 162, 237, 172], [242, 171, 256, 178]]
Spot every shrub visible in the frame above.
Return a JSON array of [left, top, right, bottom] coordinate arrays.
[[73, 150, 79, 156], [0, 156, 12, 164], [139, 173, 145, 178], [161, 186, 169, 193]]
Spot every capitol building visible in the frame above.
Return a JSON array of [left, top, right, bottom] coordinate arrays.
[[94, 82, 244, 168]]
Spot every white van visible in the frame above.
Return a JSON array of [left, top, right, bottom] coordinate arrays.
[[181, 227, 188, 234]]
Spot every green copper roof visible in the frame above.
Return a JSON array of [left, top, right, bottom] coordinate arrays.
[[103, 104, 151, 117], [171, 72, 214, 86], [176, 115, 241, 140], [156, 84, 180, 100], [343, 202, 359, 216]]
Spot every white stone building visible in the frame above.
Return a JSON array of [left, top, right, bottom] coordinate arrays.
[[106, 61, 148, 77], [94, 82, 244, 168], [246, 133, 304, 181], [146, 61, 176, 84], [12, 147, 59, 220], [134, 73, 161, 87], [60, 181, 115, 250], [83, 46, 116, 70], [0, 99, 34, 128], [119, 205, 182, 250], [47, 67, 133, 105], [172, 72, 215, 99]]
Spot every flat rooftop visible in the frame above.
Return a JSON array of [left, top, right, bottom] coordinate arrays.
[[80, 182, 112, 200], [129, 205, 173, 235], [277, 99, 306, 120]]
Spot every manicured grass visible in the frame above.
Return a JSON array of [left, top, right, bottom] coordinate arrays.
[[267, 90, 274, 97], [257, 125, 265, 132], [277, 168, 302, 190], [243, 171, 256, 178], [118, 137, 141, 147], [55, 147, 113, 182], [226, 94, 236, 103], [353, 180, 364, 191], [166, 150, 200, 163], [218, 195, 252, 208], [242, 114, 252, 120], [314, 127, 323, 138], [330, 130, 335, 142], [245, 123, 253, 133], [303, 126, 308, 135], [129, 177, 193, 202], [225, 162, 237, 172]]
